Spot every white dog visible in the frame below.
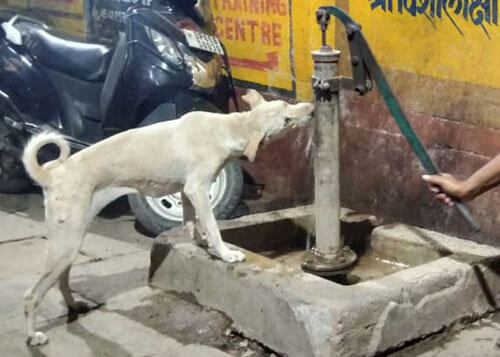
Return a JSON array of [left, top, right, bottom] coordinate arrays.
[[21, 89, 314, 345]]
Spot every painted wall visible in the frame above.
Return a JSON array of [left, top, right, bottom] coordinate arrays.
[[333, 0, 500, 244], [347, 0, 500, 128], [0, 0, 87, 35]]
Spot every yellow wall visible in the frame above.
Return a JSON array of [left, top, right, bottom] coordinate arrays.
[[210, 0, 335, 99], [213, 0, 500, 109], [292, 0, 336, 100], [349, 0, 500, 89]]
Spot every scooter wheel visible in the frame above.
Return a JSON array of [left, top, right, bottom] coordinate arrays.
[[128, 160, 243, 237], [0, 151, 32, 194]]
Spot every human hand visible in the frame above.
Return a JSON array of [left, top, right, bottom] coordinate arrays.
[[422, 173, 471, 206]]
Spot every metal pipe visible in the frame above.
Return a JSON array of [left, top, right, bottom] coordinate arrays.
[[301, 12, 357, 275], [313, 47, 342, 254]]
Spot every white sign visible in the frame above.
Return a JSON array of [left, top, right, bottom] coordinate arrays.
[[183, 30, 224, 55]]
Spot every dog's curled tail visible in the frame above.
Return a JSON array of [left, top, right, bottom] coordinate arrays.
[[22, 132, 70, 187]]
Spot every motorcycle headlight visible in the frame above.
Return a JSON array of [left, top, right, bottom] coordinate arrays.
[[184, 54, 222, 89], [146, 28, 183, 67]]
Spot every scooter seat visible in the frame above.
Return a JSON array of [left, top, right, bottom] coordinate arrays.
[[22, 27, 113, 82]]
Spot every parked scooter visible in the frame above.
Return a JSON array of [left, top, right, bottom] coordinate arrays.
[[0, 0, 243, 235]]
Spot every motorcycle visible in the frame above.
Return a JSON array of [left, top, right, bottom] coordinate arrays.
[[0, 0, 243, 235]]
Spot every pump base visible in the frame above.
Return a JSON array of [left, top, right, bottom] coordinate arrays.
[[301, 245, 357, 276]]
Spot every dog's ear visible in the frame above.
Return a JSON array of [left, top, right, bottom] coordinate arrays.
[[243, 131, 265, 162], [241, 89, 265, 109]]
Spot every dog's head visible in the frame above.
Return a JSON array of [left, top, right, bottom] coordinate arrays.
[[243, 89, 314, 137], [241, 89, 314, 161]]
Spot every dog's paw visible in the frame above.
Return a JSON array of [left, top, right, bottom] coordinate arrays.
[[220, 249, 246, 263], [26, 331, 48, 346]]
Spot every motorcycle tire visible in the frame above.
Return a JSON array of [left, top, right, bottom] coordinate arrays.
[[0, 124, 32, 194], [0, 162, 32, 193]]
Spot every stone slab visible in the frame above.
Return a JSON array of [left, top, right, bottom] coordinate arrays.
[[0, 213, 46, 243], [79, 233, 146, 261], [0, 310, 231, 357], [150, 224, 500, 357], [0, 240, 148, 336], [90, 215, 154, 249], [0, 238, 93, 278], [372, 224, 500, 266], [390, 312, 500, 357], [0, 193, 45, 219], [70, 251, 150, 304], [0, 271, 72, 335]]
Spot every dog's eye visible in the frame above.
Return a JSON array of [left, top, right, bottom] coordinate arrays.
[[284, 117, 292, 125]]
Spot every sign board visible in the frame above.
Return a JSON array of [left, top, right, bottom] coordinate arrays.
[[211, 0, 293, 91]]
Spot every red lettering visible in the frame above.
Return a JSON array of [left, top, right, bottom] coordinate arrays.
[[221, 0, 232, 10], [234, 18, 246, 41], [246, 20, 258, 42], [261, 21, 271, 45], [266, 0, 277, 15], [267, 0, 287, 16], [233, 0, 244, 11], [225, 17, 234, 40], [278, 0, 287, 16], [214, 0, 287, 15], [272, 23, 281, 46], [215, 16, 224, 38], [249, 0, 259, 13], [215, 15, 284, 48]]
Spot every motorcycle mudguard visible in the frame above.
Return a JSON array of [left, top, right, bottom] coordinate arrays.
[[0, 42, 62, 129]]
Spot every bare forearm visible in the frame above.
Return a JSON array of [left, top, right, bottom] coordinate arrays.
[[463, 153, 500, 198]]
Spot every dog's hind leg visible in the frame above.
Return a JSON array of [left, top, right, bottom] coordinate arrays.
[[183, 181, 245, 263], [57, 187, 136, 314], [58, 266, 90, 313], [24, 231, 83, 345], [25, 196, 91, 346]]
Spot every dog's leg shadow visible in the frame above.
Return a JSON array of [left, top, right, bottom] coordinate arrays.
[[65, 320, 133, 357], [66, 298, 103, 323], [27, 346, 49, 357]]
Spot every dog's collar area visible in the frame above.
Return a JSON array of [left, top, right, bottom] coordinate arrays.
[[243, 131, 266, 162]]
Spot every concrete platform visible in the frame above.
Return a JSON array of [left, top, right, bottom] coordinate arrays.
[[150, 207, 500, 357]]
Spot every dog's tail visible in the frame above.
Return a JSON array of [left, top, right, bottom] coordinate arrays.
[[22, 132, 70, 187]]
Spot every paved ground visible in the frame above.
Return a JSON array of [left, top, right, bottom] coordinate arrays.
[[0, 192, 273, 357], [2, 191, 500, 357]]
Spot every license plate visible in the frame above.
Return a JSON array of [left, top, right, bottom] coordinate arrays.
[[183, 30, 224, 55]]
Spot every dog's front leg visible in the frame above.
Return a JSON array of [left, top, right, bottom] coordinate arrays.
[[181, 192, 207, 248], [184, 183, 245, 263]]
